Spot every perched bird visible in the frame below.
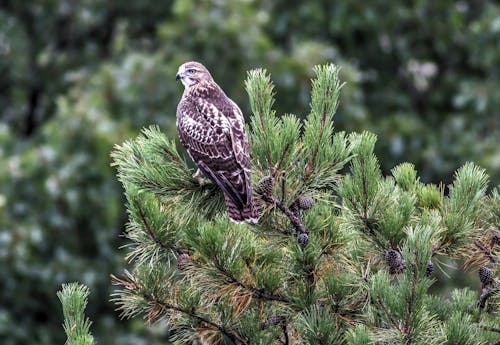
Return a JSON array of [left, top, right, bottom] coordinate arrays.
[[175, 61, 259, 223]]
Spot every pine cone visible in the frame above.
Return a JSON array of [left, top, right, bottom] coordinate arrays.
[[259, 176, 274, 195], [298, 233, 309, 248], [297, 195, 314, 210], [385, 249, 402, 268], [492, 232, 500, 246], [177, 253, 190, 270], [426, 261, 434, 277], [478, 266, 493, 286]]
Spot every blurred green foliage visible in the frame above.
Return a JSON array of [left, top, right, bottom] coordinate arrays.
[[0, 0, 498, 344]]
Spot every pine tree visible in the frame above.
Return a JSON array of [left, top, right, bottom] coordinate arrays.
[[110, 64, 499, 344]]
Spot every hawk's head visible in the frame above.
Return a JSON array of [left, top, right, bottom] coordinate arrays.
[[176, 61, 213, 88]]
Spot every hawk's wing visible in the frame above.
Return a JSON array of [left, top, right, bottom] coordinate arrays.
[[226, 99, 251, 174], [177, 97, 250, 208]]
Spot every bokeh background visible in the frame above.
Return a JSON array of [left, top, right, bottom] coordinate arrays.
[[0, 1, 499, 344]]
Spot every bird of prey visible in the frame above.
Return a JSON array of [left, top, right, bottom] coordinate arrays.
[[175, 61, 259, 223]]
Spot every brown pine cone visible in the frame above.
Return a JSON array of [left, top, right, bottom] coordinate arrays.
[[297, 195, 314, 210], [385, 249, 405, 274], [177, 253, 190, 270], [492, 232, 500, 247], [259, 176, 275, 195], [298, 233, 309, 248], [426, 261, 434, 277], [385, 250, 402, 268], [478, 266, 493, 286]]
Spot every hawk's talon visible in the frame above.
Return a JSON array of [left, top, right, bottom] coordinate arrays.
[[193, 169, 211, 186]]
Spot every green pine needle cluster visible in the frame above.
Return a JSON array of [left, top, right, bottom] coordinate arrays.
[[110, 64, 499, 344], [57, 283, 94, 345]]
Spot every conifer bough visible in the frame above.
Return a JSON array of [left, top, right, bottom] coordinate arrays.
[[58, 283, 94, 345], [110, 64, 499, 344]]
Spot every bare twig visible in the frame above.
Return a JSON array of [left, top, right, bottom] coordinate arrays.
[[281, 170, 286, 203], [282, 324, 289, 345], [474, 240, 496, 263], [478, 287, 493, 310], [479, 325, 500, 333]]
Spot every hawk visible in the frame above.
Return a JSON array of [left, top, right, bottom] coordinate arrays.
[[175, 61, 259, 223]]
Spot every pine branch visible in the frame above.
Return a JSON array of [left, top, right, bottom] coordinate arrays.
[[374, 297, 402, 332], [246, 69, 277, 173], [479, 325, 500, 333], [403, 269, 418, 335], [134, 201, 184, 255], [282, 324, 289, 345], [478, 287, 493, 309], [359, 156, 370, 219], [260, 191, 307, 235], [305, 264, 316, 303], [473, 240, 496, 263], [57, 283, 94, 345], [162, 146, 191, 176], [137, 202, 167, 250], [110, 64, 497, 345], [257, 174, 308, 235], [145, 294, 247, 344], [112, 126, 226, 220], [213, 263, 289, 303], [431, 243, 445, 257], [305, 99, 329, 180], [112, 269, 247, 343], [280, 170, 286, 203], [441, 163, 489, 252], [338, 132, 387, 248], [363, 219, 386, 250], [304, 64, 343, 181], [256, 106, 273, 173], [316, 244, 331, 261], [275, 142, 292, 174]]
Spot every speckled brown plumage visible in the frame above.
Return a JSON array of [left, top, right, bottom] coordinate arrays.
[[176, 61, 259, 223]]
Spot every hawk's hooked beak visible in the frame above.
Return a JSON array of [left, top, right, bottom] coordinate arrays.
[[176, 73, 182, 80]]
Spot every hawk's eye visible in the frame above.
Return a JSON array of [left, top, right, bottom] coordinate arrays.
[[187, 69, 196, 75]]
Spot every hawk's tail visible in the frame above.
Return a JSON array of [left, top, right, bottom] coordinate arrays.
[[224, 194, 260, 224]]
